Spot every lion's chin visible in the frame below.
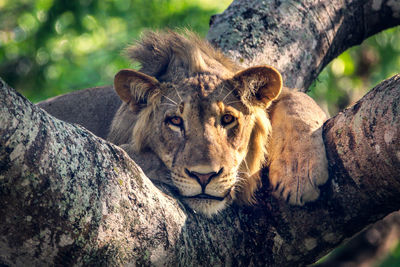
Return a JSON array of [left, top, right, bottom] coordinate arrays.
[[182, 197, 230, 217]]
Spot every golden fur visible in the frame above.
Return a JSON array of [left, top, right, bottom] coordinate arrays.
[[108, 30, 282, 215], [108, 30, 328, 216]]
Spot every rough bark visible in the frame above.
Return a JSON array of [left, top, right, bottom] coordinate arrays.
[[0, 79, 186, 266], [1, 74, 399, 266], [207, 0, 400, 91], [317, 212, 400, 266], [1, 0, 400, 265]]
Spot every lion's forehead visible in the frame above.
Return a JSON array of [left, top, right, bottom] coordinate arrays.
[[163, 95, 231, 122], [182, 73, 223, 94], [161, 83, 243, 118], [164, 73, 233, 100]]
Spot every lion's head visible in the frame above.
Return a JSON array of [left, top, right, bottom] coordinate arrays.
[[108, 31, 282, 216]]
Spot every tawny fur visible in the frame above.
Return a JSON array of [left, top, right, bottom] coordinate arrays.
[[108, 30, 329, 215], [108, 31, 277, 211], [125, 30, 241, 82]]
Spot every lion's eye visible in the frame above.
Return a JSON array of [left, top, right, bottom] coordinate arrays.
[[167, 116, 183, 127], [221, 114, 235, 126]]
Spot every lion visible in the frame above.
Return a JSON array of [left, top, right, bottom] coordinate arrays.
[[108, 30, 328, 216]]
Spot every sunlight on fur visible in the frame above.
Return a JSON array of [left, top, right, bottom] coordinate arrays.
[[108, 30, 328, 216]]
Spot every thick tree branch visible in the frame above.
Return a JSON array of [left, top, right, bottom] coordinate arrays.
[[0, 80, 185, 266], [1, 74, 399, 266], [207, 0, 400, 91], [324, 75, 400, 209]]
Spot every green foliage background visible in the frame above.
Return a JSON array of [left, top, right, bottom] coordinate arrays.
[[0, 0, 400, 265], [0, 0, 399, 115], [0, 0, 231, 102], [309, 26, 400, 115]]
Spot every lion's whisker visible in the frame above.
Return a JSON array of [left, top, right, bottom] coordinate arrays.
[[161, 94, 178, 106], [222, 88, 236, 102], [243, 159, 250, 173], [226, 100, 242, 105], [174, 87, 183, 102], [160, 103, 176, 107], [218, 84, 226, 97]]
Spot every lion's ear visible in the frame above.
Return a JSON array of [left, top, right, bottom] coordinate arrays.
[[114, 69, 160, 111], [232, 66, 282, 105]]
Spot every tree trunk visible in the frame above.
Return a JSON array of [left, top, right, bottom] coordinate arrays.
[[207, 0, 400, 91], [1, 0, 400, 266]]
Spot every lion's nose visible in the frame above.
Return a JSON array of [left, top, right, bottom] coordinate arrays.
[[185, 168, 224, 188]]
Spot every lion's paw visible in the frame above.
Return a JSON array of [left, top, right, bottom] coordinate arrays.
[[268, 128, 329, 205]]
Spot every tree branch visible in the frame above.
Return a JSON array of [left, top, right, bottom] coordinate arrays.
[[1, 74, 399, 265], [0, 80, 185, 266], [207, 0, 400, 91]]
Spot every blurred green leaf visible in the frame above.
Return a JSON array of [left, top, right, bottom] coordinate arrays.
[[309, 26, 400, 116], [0, 0, 232, 102], [378, 241, 400, 267]]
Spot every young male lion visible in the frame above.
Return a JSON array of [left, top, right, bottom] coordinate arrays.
[[108, 30, 328, 216]]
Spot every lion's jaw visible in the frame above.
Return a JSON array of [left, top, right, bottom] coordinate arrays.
[[168, 163, 242, 216]]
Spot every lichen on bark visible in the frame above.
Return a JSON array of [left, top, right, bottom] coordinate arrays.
[[1, 74, 400, 266], [0, 78, 186, 266]]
